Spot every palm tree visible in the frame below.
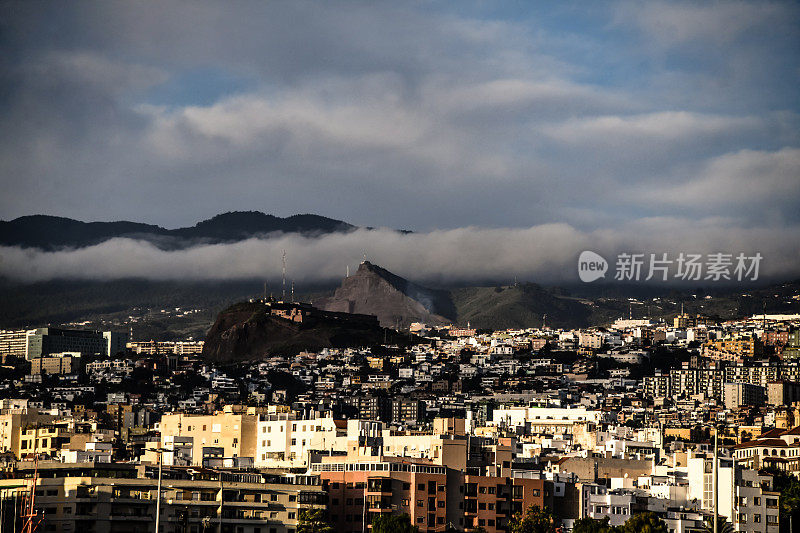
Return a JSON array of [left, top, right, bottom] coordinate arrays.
[[702, 515, 734, 533]]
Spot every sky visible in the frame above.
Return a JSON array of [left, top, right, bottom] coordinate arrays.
[[0, 1, 799, 283]]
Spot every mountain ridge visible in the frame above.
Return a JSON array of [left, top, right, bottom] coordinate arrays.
[[0, 211, 357, 250]]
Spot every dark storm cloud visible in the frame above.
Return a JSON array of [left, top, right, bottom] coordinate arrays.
[[0, 1, 798, 268]]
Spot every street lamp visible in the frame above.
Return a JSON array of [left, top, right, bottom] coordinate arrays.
[[154, 447, 174, 533]]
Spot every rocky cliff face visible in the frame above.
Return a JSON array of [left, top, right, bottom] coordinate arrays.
[[316, 261, 455, 328], [202, 300, 400, 362]]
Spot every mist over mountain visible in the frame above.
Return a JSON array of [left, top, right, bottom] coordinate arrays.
[[0, 211, 356, 250]]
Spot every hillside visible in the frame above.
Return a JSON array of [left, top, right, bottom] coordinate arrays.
[[1, 275, 798, 340], [451, 283, 594, 330], [202, 301, 412, 361], [316, 261, 455, 328]]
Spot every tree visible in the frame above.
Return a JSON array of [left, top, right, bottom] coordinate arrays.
[[571, 517, 617, 533], [371, 514, 419, 533], [701, 515, 734, 533], [510, 505, 556, 533], [619, 512, 668, 533], [765, 467, 800, 532], [297, 508, 333, 533]]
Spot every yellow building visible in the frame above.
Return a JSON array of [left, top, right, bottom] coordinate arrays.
[[703, 335, 763, 360], [157, 409, 259, 465], [18, 425, 72, 457], [0, 409, 57, 458]]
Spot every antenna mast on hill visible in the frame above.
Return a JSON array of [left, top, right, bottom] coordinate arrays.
[[282, 250, 287, 301], [291, 281, 295, 303], [347, 265, 350, 278]]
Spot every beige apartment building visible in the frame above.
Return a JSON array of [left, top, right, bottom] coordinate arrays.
[[0, 461, 325, 533], [157, 408, 259, 466], [0, 408, 58, 458]]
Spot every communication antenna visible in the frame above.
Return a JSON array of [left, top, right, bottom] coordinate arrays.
[[347, 265, 350, 278], [542, 314, 547, 330], [629, 304, 632, 321], [263, 282, 267, 301], [282, 250, 287, 301], [291, 280, 295, 303], [362, 252, 367, 263]]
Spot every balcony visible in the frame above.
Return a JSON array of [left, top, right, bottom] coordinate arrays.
[[367, 478, 392, 494]]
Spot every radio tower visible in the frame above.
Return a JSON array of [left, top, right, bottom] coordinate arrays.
[[282, 250, 287, 301]]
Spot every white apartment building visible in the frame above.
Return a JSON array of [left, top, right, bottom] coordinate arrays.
[[255, 415, 342, 467]]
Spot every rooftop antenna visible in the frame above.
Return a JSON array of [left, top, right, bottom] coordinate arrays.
[[362, 252, 367, 264], [542, 314, 547, 330], [282, 250, 287, 301], [291, 280, 295, 303], [346, 265, 350, 278], [629, 304, 632, 321], [263, 282, 267, 302]]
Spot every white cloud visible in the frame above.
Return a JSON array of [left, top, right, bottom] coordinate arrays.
[[1, 222, 797, 284], [614, 1, 789, 48], [543, 112, 762, 144], [632, 147, 800, 208]]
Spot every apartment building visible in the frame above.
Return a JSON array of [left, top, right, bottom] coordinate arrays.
[[0, 462, 325, 533], [255, 414, 342, 467], [315, 457, 452, 533], [313, 455, 547, 533], [687, 454, 781, 533], [158, 409, 259, 466], [0, 328, 29, 359], [0, 408, 57, 458]]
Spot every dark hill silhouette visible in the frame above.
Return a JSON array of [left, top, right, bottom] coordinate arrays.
[[202, 300, 413, 362], [0, 211, 357, 250]]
